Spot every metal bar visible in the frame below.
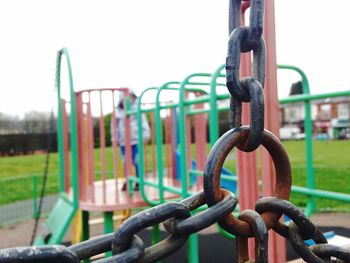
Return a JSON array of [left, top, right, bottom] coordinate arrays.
[[209, 64, 227, 145], [136, 87, 161, 206], [279, 90, 350, 104], [62, 99, 70, 193], [103, 212, 114, 258], [277, 64, 316, 216], [291, 186, 350, 202], [87, 93, 95, 203], [111, 90, 119, 203], [99, 91, 107, 204], [32, 175, 38, 219], [262, 1, 286, 261], [155, 83, 181, 203], [76, 93, 85, 201]]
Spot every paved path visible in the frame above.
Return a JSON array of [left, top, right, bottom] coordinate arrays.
[[0, 194, 58, 225]]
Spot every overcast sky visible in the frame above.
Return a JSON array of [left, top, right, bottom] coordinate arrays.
[[1, 0, 350, 117]]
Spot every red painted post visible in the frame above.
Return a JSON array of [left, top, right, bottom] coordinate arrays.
[[111, 90, 120, 202], [236, 4, 259, 258], [262, 1, 287, 262], [165, 109, 171, 177], [194, 98, 207, 189], [76, 93, 86, 201], [151, 112, 156, 178], [169, 108, 177, 179], [62, 99, 71, 193], [99, 91, 107, 203], [123, 89, 133, 192], [87, 92, 95, 203]]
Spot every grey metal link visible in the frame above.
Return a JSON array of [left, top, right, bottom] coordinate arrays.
[[237, 209, 268, 263], [226, 0, 266, 151], [163, 190, 237, 235], [310, 244, 350, 262], [0, 245, 79, 263]]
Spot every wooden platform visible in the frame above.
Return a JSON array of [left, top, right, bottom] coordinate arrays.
[[79, 177, 184, 212]]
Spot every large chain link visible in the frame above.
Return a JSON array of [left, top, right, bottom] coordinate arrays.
[[1, 1, 350, 263]]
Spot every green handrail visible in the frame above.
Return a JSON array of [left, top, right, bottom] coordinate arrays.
[[155, 81, 181, 203], [136, 86, 161, 206], [277, 64, 316, 216], [56, 48, 79, 208], [209, 64, 227, 145]]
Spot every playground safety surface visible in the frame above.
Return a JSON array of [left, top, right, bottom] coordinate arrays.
[[1, 212, 350, 262]]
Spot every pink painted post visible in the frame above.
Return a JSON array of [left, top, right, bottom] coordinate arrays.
[[236, 3, 259, 258], [87, 92, 95, 203], [150, 112, 156, 179], [123, 89, 133, 191], [169, 108, 177, 179], [62, 99, 71, 193], [76, 93, 86, 201], [111, 90, 120, 203], [165, 110, 171, 177], [99, 91, 107, 203], [262, 1, 286, 262], [194, 98, 207, 189]]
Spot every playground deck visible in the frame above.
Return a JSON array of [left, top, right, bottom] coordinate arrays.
[[79, 177, 184, 211]]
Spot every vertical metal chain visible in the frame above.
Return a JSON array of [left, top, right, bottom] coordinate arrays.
[[29, 53, 59, 245], [226, 0, 266, 152]]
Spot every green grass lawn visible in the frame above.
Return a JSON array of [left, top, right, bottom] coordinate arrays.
[[0, 140, 349, 212]]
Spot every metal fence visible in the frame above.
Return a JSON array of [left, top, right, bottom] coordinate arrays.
[[0, 174, 59, 225]]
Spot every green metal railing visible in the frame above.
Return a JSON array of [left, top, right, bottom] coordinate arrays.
[[278, 64, 350, 216]]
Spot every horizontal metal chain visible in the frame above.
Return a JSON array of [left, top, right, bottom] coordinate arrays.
[[2, 191, 349, 262]]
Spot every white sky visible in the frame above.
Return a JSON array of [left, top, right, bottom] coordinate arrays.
[[1, 0, 350, 117]]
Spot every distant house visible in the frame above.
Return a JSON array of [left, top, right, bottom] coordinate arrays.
[[279, 81, 350, 139]]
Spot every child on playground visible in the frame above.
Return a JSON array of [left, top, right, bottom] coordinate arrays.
[[112, 89, 150, 191]]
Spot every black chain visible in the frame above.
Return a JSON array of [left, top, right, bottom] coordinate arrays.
[[2, 1, 350, 262], [29, 53, 59, 245]]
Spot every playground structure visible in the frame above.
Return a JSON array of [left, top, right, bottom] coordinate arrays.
[[31, 46, 350, 261], [26, 2, 350, 262], [33, 48, 239, 261]]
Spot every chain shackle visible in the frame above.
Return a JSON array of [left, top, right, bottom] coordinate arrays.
[[236, 210, 268, 263], [204, 126, 291, 237]]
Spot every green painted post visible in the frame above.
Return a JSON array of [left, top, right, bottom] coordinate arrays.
[[152, 225, 161, 263], [209, 64, 226, 145], [82, 211, 90, 263], [32, 175, 38, 219], [178, 73, 212, 263], [56, 54, 66, 194], [104, 212, 114, 258], [278, 64, 316, 216], [154, 82, 181, 203], [136, 87, 161, 206], [82, 211, 90, 240], [57, 48, 80, 209]]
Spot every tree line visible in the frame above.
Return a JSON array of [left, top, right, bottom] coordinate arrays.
[[0, 110, 230, 156]]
